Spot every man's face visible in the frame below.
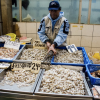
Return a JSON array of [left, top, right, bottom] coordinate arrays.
[[49, 10, 61, 20]]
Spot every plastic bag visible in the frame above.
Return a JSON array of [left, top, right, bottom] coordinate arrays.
[[92, 52, 100, 60], [6, 33, 16, 41], [88, 52, 100, 64], [22, 14, 33, 22]]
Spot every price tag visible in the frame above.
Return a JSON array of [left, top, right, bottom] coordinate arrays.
[[0, 63, 10, 69], [4, 40, 20, 50], [11, 61, 41, 74], [33, 40, 46, 49], [66, 44, 78, 53], [31, 60, 41, 74], [11, 63, 32, 71]]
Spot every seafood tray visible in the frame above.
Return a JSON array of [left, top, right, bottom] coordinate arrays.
[[86, 64, 100, 85], [0, 42, 25, 62], [35, 65, 92, 100], [51, 46, 90, 66], [0, 64, 42, 94], [14, 44, 51, 63]]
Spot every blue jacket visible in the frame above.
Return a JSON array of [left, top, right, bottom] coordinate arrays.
[[37, 13, 69, 46]]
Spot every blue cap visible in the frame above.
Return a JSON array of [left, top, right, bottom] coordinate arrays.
[[48, 1, 61, 11]]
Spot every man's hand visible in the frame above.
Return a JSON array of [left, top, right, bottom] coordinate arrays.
[[48, 44, 57, 55], [46, 42, 51, 49]]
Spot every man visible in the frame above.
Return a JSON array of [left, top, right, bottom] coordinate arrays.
[[37, 1, 69, 55]]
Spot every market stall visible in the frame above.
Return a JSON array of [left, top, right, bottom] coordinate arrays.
[[0, 39, 94, 100], [1, 0, 100, 99]]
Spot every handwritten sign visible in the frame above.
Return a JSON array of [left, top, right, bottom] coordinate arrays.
[[0, 63, 10, 69], [11, 63, 32, 71], [11, 61, 41, 74], [31, 60, 41, 74], [4, 40, 20, 50], [66, 44, 78, 53], [33, 40, 46, 49]]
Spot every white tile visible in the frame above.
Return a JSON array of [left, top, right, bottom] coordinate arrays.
[[93, 25, 100, 36], [82, 25, 93, 36], [36, 34, 40, 40], [92, 37, 100, 47], [70, 36, 81, 47], [16, 22, 26, 33], [20, 33, 26, 37], [37, 22, 40, 32], [81, 36, 92, 47], [27, 23, 36, 33], [91, 48, 100, 52], [33, 34, 37, 40], [84, 47, 91, 53], [68, 31, 71, 36], [71, 24, 82, 35], [27, 33, 36, 40]]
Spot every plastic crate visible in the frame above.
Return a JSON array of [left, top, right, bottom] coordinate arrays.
[[88, 52, 100, 65], [0, 42, 25, 62], [51, 46, 90, 66], [86, 64, 100, 85]]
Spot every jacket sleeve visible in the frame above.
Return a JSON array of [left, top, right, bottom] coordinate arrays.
[[37, 18, 49, 43], [54, 19, 69, 46]]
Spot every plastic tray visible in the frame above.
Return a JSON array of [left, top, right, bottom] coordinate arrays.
[[86, 64, 100, 85], [0, 42, 25, 62], [51, 46, 90, 66]]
